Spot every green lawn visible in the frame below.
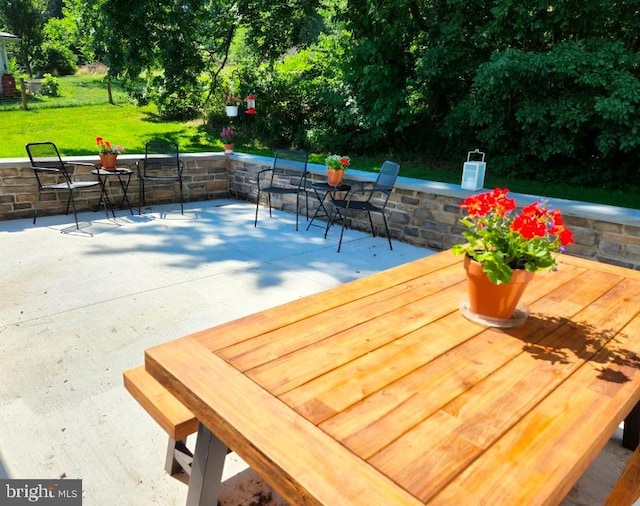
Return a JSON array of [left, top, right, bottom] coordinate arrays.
[[1, 74, 639, 210], [1, 103, 217, 157]]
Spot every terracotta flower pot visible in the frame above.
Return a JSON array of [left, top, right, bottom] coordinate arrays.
[[223, 143, 234, 154], [463, 255, 533, 320], [327, 168, 344, 187], [100, 153, 118, 170]]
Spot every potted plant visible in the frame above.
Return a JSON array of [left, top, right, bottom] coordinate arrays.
[[453, 188, 574, 321], [96, 136, 125, 170], [325, 154, 350, 187], [225, 93, 241, 117], [220, 126, 234, 154]]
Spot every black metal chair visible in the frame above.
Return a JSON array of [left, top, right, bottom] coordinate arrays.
[[254, 149, 309, 231], [26, 142, 104, 229], [137, 139, 184, 215], [325, 160, 401, 252]]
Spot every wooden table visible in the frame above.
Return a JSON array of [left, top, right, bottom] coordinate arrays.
[[144, 250, 640, 505]]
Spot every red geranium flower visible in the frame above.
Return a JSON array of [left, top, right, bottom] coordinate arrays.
[[454, 188, 574, 284]]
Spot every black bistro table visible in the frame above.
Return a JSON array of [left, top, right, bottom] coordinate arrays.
[[92, 167, 134, 217], [306, 182, 351, 230]]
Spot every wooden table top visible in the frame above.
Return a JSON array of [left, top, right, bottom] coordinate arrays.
[[145, 249, 640, 505]]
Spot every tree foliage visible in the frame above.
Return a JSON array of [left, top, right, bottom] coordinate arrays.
[[0, 0, 47, 76], [10, 0, 639, 188]]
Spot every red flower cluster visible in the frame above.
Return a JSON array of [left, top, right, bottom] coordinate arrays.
[[340, 157, 350, 168], [454, 187, 575, 284], [511, 202, 574, 246], [461, 187, 515, 217], [96, 136, 124, 155]]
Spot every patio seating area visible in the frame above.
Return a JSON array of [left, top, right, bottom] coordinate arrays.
[[0, 199, 634, 505]]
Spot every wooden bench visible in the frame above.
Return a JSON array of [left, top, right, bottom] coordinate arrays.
[[123, 365, 199, 476], [606, 444, 640, 505]]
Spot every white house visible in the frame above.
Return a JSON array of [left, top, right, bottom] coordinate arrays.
[[0, 31, 19, 95]]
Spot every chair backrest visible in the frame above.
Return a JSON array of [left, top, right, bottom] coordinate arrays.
[[270, 149, 309, 189], [26, 142, 66, 171], [365, 160, 400, 207], [374, 161, 401, 191], [141, 139, 182, 177], [26, 142, 71, 187]]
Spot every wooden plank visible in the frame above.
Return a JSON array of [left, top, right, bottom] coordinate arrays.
[[561, 254, 640, 281], [283, 306, 486, 425], [219, 261, 463, 370], [145, 338, 423, 506], [245, 281, 464, 396], [123, 366, 197, 441]]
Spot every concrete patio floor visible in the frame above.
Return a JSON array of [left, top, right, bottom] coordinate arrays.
[[0, 199, 633, 505]]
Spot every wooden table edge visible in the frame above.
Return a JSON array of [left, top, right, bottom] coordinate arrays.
[[145, 337, 423, 506]]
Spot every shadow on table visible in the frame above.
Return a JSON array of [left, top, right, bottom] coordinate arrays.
[[510, 314, 640, 384]]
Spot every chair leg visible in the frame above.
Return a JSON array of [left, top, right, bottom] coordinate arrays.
[[64, 191, 72, 215], [138, 179, 145, 215], [382, 213, 393, 250], [33, 189, 42, 224], [294, 194, 299, 231], [254, 189, 261, 227], [178, 180, 184, 215], [367, 211, 376, 238], [68, 190, 80, 230], [337, 220, 347, 253]]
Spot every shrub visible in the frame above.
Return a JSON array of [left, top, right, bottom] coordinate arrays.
[[40, 74, 60, 96]]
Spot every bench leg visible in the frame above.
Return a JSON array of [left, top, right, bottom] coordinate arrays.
[[165, 438, 194, 476], [624, 401, 640, 450], [186, 423, 227, 506]]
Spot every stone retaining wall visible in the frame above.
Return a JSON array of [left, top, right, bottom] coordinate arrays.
[[1, 152, 639, 270], [0, 154, 229, 221]]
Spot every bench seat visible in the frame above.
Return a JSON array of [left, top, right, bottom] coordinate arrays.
[[606, 444, 640, 505], [124, 365, 198, 476]]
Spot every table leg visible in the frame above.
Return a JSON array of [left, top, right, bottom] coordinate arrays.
[[623, 401, 640, 450], [186, 422, 228, 506], [95, 173, 115, 219], [307, 190, 330, 230], [116, 173, 134, 215]]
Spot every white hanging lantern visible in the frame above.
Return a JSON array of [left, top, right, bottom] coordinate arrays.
[[461, 149, 486, 191]]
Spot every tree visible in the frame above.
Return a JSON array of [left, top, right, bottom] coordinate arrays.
[[82, 0, 322, 119], [37, 16, 78, 75], [0, 0, 47, 76]]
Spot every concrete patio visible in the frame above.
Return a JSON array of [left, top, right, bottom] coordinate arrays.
[[0, 199, 633, 505]]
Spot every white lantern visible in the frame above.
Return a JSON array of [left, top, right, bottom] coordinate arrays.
[[461, 149, 486, 191]]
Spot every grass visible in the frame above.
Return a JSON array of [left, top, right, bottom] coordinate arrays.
[[0, 74, 219, 156], [0, 103, 218, 157], [1, 74, 639, 210]]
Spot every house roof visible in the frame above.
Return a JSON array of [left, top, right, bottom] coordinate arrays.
[[0, 32, 19, 40]]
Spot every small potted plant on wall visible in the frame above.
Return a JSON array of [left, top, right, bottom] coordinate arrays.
[[220, 126, 234, 154], [96, 136, 125, 170], [325, 154, 350, 186]]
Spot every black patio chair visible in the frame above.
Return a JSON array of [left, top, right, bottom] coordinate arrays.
[[325, 160, 401, 252], [137, 139, 184, 215], [26, 141, 104, 229], [254, 149, 309, 231]]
